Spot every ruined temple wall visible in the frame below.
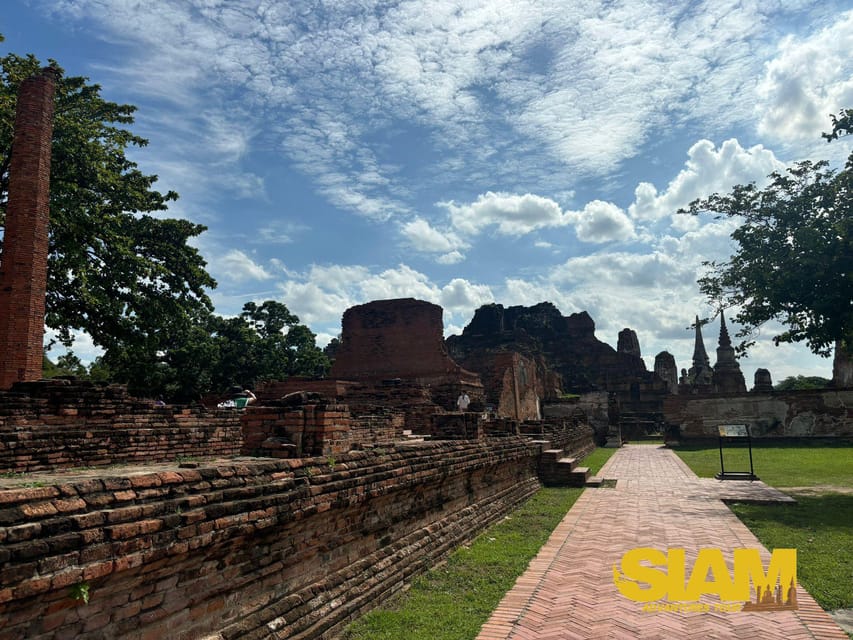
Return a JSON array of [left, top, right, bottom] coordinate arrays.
[[664, 389, 853, 439], [0, 383, 242, 473], [0, 439, 540, 640], [331, 298, 474, 382]]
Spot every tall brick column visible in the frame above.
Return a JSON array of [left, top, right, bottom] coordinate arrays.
[[0, 68, 58, 389]]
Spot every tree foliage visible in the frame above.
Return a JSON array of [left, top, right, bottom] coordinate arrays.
[[682, 110, 853, 357], [76, 301, 330, 401], [3, 45, 329, 400], [1, 51, 215, 360], [774, 375, 832, 391], [206, 301, 330, 393]]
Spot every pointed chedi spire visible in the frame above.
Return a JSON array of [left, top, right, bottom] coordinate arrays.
[[687, 315, 713, 387], [713, 309, 747, 393]]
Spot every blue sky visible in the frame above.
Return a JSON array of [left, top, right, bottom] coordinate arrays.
[[3, 0, 851, 385]]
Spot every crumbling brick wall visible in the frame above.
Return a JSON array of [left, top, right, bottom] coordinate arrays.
[[0, 381, 242, 473], [330, 298, 479, 384], [0, 439, 540, 639], [240, 403, 352, 458], [664, 389, 853, 440]]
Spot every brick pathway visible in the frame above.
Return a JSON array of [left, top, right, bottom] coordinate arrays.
[[479, 445, 848, 640]]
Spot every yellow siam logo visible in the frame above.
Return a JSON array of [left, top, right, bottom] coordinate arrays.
[[612, 548, 797, 610]]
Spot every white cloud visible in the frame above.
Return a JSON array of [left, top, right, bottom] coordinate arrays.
[[435, 191, 633, 244], [271, 262, 496, 341], [437, 251, 465, 265], [441, 191, 570, 236], [216, 250, 273, 282], [440, 278, 495, 313], [628, 139, 785, 222], [572, 200, 635, 243], [401, 218, 468, 254], [756, 11, 853, 144]]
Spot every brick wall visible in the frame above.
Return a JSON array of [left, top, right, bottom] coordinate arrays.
[[240, 404, 352, 459], [0, 381, 242, 473], [349, 410, 404, 445], [0, 439, 540, 639], [0, 68, 58, 389], [664, 388, 853, 440]]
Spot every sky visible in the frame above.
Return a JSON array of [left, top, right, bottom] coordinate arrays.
[[3, 0, 851, 386]]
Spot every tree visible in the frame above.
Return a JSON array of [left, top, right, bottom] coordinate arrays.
[[774, 375, 831, 391], [1, 49, 215, 370], [682, 110, 853, 357], [207, 301, 330, 392]]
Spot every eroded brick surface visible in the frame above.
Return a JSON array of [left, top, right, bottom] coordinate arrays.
[[0, 439, 544, 639], [0, 68, 58, 389]]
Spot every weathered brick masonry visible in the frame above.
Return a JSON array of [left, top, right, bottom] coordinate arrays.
[[0, 68, 58, 389], [0, 439, 541, 640], [664, 388, 853, 440], [0, 381, 242, 473]]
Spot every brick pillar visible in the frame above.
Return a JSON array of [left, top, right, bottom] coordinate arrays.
[[0, 68, 58, 389]]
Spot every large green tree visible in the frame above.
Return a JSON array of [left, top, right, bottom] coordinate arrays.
[[0, 49, 215, 367], [207, 301, 330, 393], [682, 110, 853, 358]]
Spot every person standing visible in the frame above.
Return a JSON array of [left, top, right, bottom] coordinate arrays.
[[456, 391, 470, 412]]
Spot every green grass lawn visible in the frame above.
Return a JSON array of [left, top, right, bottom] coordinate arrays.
[[343, 448, 613, 640], [672, 441, 853, 487], [672, 443, 853, 612], [343, 486, 584, 640], [578, 446, 616, 475]]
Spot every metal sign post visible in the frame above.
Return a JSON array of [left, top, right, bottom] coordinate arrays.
[[715, 424, 758, 480]]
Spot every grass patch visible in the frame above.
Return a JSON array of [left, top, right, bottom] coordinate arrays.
[[579, 447, 616, 475], [728, 495, 853, 611], [674, 443, 853, 615], [344, 448, 610, 639], [671, 442, 853, 487], [343, 488, 585, 640]]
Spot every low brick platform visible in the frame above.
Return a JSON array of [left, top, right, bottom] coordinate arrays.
[[479, 445, 847, 640]]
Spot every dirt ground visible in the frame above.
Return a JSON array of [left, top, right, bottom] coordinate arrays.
[[783, 484, 853, 496]]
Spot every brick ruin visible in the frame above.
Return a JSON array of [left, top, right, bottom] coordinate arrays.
[[0, 68, 58, 390], [0, 66, 848, 638], [0, 297, 596, 640], [0, 291, 849, 638]]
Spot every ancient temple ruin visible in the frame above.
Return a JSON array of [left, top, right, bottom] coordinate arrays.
[[0, 68, 58, 389], [712, 310, 747, 393], [683, 315, 714, 389]]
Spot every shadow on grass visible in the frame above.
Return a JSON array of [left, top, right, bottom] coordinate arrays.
[[729, 493, 853, 611]]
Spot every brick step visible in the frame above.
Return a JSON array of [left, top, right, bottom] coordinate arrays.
[[566, 466, 590, 487], [540, 449, 564, 463], [557, 457, 577, 468]]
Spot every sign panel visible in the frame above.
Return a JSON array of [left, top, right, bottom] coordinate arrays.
[[718, 424, 748, 437]]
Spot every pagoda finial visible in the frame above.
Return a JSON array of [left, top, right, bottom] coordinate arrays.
[[687, 315, 713, 386], [692, 315, 710, 366], [718, 309, 732, 348]]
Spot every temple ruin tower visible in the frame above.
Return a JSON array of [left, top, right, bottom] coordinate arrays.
[[0, 68, 59, 389], [617, 328, 641, 358], [752, 368, 774, 394], [712, 310, 747, 393], [654, 351, 678, 393], [686, 315, 713, 387]]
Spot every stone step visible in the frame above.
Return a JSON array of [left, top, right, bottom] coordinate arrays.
[[541, 449, 564, 463], [567, 466, 590, 487], [585, 475, 603, 487], [557, 457, 577, 468]]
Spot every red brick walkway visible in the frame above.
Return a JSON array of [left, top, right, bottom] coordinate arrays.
[[479, 445, 848, 639]]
